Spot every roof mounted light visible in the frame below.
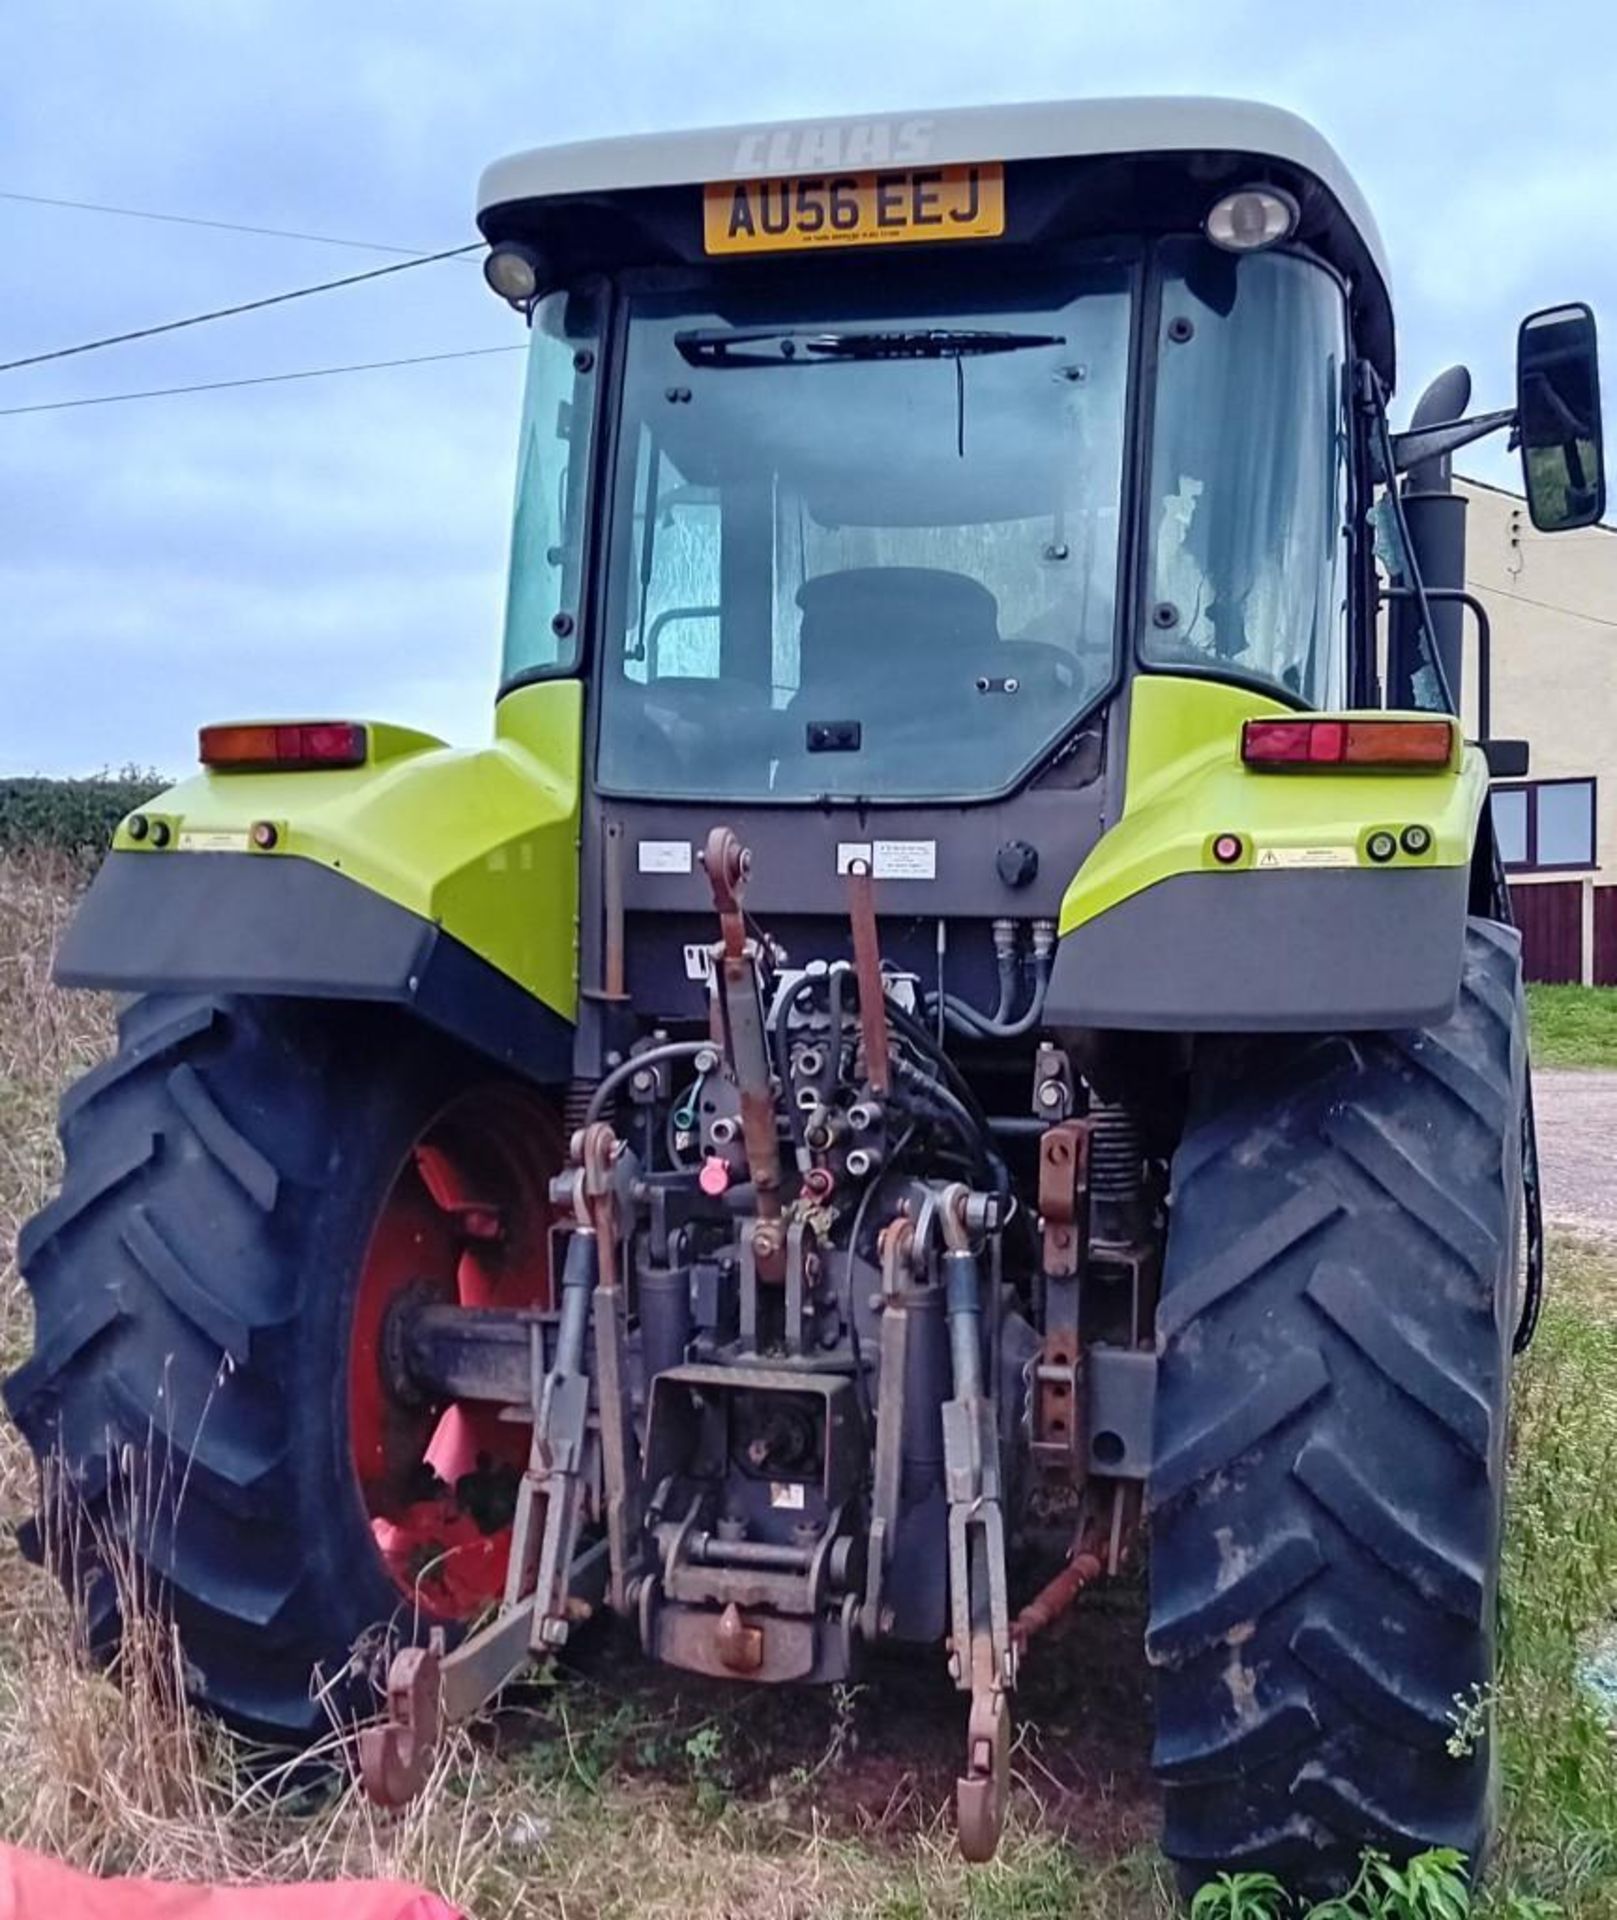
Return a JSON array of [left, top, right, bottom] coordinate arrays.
[[1205, 186, 1299, 253], [483, 242, 546, 310]]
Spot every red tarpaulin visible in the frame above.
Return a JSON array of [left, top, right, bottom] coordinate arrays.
[[0, 1847, 463, 1920]]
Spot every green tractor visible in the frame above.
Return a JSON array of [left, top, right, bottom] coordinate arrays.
[[8, 96, 1607, 1888]]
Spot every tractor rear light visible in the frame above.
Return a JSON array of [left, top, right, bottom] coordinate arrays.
[[1241, 718, 1455, 770], [200, 722, 368, 771]]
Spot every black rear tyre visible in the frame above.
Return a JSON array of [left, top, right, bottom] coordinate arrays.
[[1146, 921, 1524, 1889], [5, 993, 559, 1741]]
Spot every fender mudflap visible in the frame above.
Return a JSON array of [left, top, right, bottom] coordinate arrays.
[[56, 851, 573, 1081], [1045, 863, 1470, 1032]]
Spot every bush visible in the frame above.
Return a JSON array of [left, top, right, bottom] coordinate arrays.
[[0, 772, 168, 864]]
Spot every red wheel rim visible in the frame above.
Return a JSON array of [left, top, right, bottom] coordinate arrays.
[[348, 1084, 562, 1619]]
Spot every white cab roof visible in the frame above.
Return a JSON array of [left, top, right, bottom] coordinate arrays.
[[478, 95, 1389, 293]]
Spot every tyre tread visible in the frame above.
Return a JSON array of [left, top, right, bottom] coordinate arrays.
[[1148, 922, 1521, 1885]]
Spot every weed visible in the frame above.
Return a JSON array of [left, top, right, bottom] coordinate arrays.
[[1194, 1848, 1472, 1920], [1191, 1869, 1291, 1920], [1447, 1683, 1493, 1760], [683, 1721, 730, 1819]]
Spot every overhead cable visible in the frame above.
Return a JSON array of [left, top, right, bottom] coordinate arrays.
[[0, 187, 441, 257], [0, 242, 482, 376], [0, 343, 523, 416]]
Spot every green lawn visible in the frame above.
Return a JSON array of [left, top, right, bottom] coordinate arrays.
[[1528, 984, 1617, 1069]]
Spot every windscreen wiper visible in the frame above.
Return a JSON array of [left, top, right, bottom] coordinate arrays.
[[675, 326, 1065, 367]]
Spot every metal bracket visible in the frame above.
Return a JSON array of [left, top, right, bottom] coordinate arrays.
[[860, 1222, 916, 1641], [1032, 1118, 1091, 1476], [1085, 1346, 1157, 1481], [358, 1536, 610, 1807], [937, 1236, 1016, 1862]]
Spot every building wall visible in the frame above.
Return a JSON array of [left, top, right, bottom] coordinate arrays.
[[1462, 479, 1617, 857], [1459, 478, 1617, 982]]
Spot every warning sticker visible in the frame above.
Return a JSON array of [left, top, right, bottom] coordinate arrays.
[[873, 840, 937, 880], [1254, 846, 1356, 870], [638, 839, 693, 875], [837, 839, 937, 879], [769, 1481, 806, 1511], [177, 829, 248, 853]]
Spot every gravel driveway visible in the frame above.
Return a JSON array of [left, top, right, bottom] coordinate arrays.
[[1533, 1067, 1617, 1242]]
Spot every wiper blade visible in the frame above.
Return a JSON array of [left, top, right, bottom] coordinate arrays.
[[675, 326, 1064, 367], [804, 328, 1064, 360]]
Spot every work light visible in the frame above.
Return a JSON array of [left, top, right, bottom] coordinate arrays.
[[483, 242, 546, 308], [1204, 186, 1299, 252]]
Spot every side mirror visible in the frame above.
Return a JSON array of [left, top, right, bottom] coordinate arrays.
[[1517, 302, 1606, 531]]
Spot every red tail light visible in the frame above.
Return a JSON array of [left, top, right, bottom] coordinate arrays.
[[1241, 717, 1455, 770], [200, 722, 368, 771]]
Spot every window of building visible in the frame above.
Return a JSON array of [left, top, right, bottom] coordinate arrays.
[[1493, 777, 1597, 871]]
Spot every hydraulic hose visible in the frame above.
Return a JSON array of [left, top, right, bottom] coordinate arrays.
[[821, 964, 846, 1104], [932, 957, 1051, 1040], [583, 1041, 712, 1126], [929, 922, 1056, 1040], [883, 994, 991, 1130], [891, 1055, 1009, 1198], [990, 918, 1020, 1023], [770, 977, 810, 1149]]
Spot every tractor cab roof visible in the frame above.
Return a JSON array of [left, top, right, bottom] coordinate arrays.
[[478, 97, 1394, 383]]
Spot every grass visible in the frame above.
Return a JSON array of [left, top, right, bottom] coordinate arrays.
[[1527, 985, 1617, 1069], [1487, 1241, 1617, 1914], [2, 842, 1617, 1914]]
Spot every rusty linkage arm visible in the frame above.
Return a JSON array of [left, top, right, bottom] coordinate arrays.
[[360, 1124, 632, 1807], [701, 826, 787, 1279], [844, 854, 891, 1095], [876, 1184, 1015, 1864]]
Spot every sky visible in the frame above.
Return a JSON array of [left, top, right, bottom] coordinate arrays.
[[1, 0, 1612, 775]]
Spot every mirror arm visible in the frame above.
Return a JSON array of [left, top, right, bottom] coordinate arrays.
[[1379, 585, 1493, 737], [1389, 408, 1518, 476]]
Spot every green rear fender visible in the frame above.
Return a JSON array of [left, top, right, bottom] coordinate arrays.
[[1060, 675, 1488, 935], [1047, 676, 1494, 1033], [111, 682, 583, 1020]]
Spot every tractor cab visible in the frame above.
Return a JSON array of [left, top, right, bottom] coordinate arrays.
[[482, 100, 1392, 779], [475, 99, 1415, 1062]]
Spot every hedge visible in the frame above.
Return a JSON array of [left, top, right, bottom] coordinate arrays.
[[0, 773, 168, 861]]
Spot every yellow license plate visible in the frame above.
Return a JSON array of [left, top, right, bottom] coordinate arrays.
[[703, 164, 1004, 256]]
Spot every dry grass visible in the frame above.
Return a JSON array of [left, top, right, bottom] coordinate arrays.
[[0, 845, 1171, 1916], [4, 845, 1617, 1916]]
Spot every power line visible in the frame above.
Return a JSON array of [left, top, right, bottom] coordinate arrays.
[[0, 187, 440, 257], [0, 343, 524, 417], [1476, 582, 1617, 630], [0, 242, 482, 376]]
